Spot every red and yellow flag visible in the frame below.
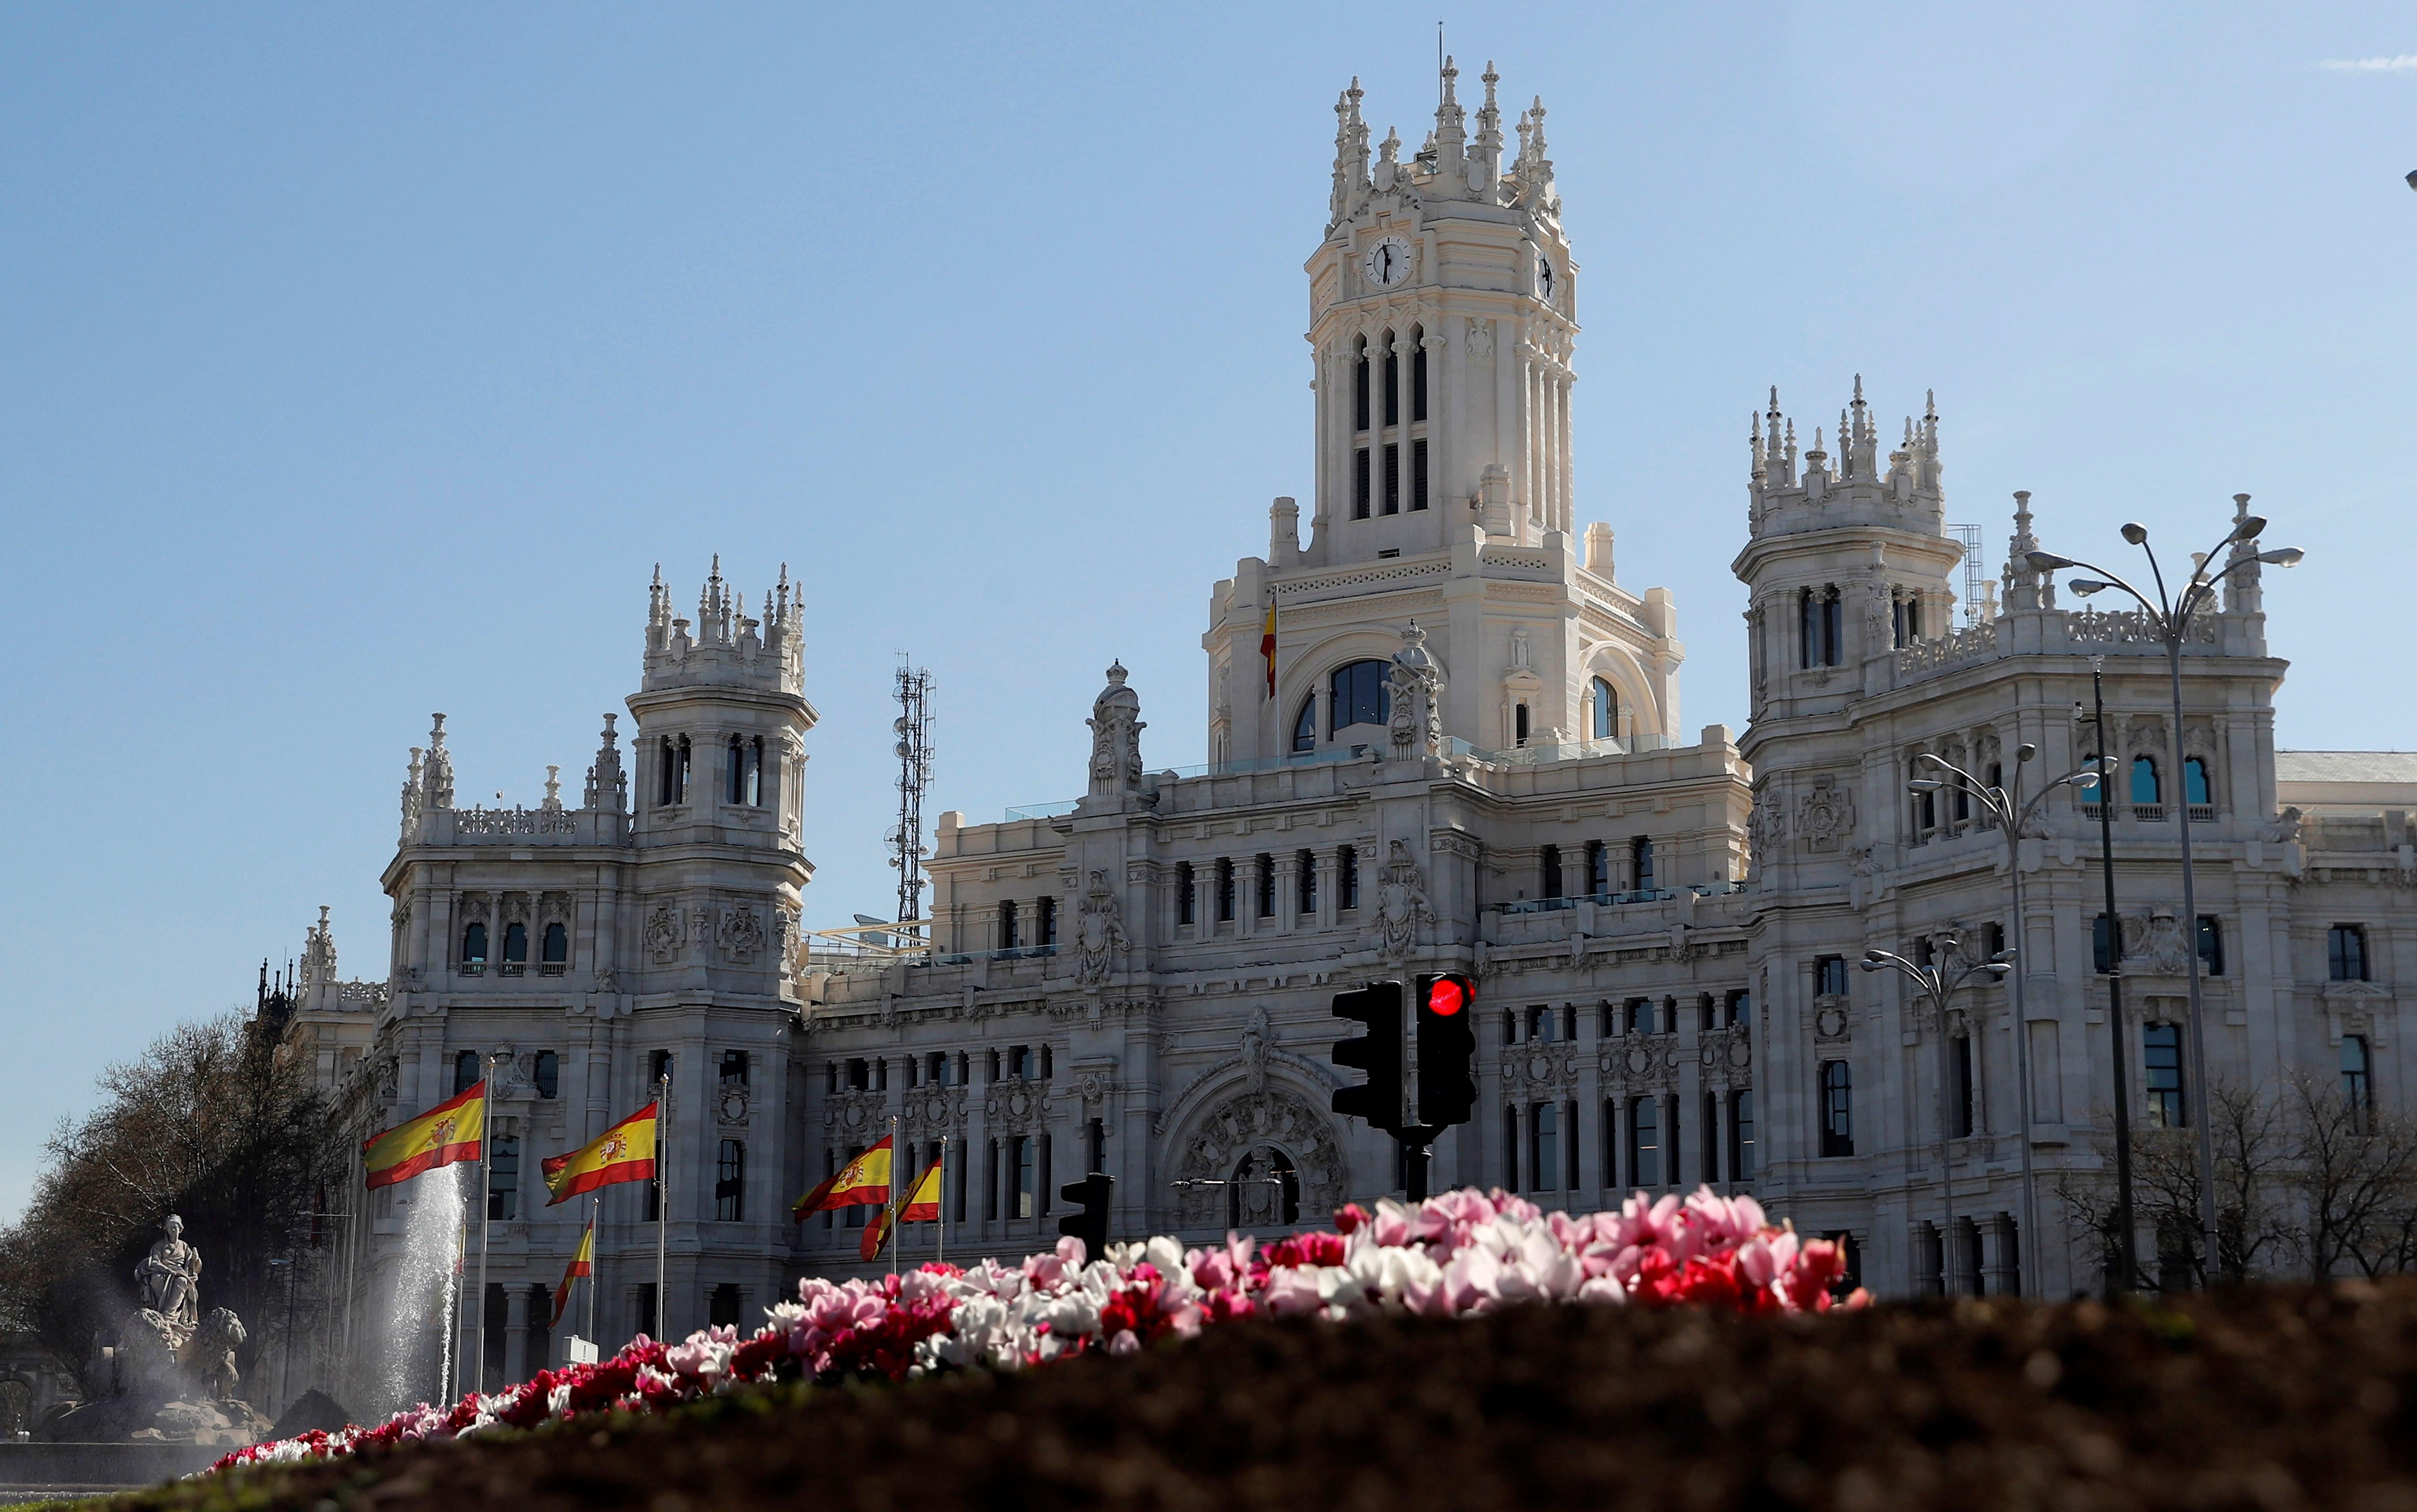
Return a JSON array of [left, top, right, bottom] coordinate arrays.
[[549, 1219, 594, 1328], [362, 1081, 486, 1189], [1261, 603, 1277, 697], [858, 1154, 944, 1262], [793, 1137, 892, 1222], [542, 1103, 658, 1205]]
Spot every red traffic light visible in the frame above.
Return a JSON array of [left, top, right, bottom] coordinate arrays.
[[1424, 977, 1467, 1017]]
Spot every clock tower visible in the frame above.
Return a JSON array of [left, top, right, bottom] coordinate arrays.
[[1204, 62, 1689, 770]]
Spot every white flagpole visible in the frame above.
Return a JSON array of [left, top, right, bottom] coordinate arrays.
[[885, 1117, 901, 1278], [586, 1193, 599, 1351], [936, 1136, 948, 1267], [474, 1061, 493, 1397], [654, 1073, 670, 1340]]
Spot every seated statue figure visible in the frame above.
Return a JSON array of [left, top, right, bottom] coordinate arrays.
[[134, 1214, 203, 1340]]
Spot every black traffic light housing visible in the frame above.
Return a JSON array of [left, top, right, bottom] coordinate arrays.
[[1330, 982, 1405, 1133], [1057, 1172, 1113, 1260], [1414, 971, 1478, 1130]]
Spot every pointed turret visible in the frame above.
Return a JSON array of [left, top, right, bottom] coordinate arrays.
[[584, 712, 627, 813], [424, 714, 455, 808], [1470, 61, 1503, 196], [1432, 55, 1467, 189]]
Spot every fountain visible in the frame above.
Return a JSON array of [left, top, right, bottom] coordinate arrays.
[[377, 1165, 468, 1418]]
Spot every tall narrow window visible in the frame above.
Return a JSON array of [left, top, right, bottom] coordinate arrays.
[[1730, 1089, 1755, 1181], [1953, 1035, 1975, 1138], [1503, 1105, 1519, 1191], [1820, 1061, 1854, 1156], [659, 738, 678, 805], [1531, 1103, 1560, 1191], [708, 1284, 740, 1328], [534, 1051, 559, 1099], [1292, 698, 1317, 753], [2131, 756, 2161, 806], [1178, 863, 1196, 925], [542, 921, 568, 965], [1539, 845, 1563, 900], [1892, 595, 1910, 650], [2330, 924, 2369, 983], [1339, 847, 1360, 909], [2143, 1023, 2185, 1127], [1591, 677, 1618, 741], [1585, 840, 1608, 896], [1411, 438, 1428, 510], [1296, 849, 1318, 914], [2344, 1035, 2374, 1119], [1702, 1093, 1720, 1183], [1632, 837, 1656, 892], [1600, 1099, 1618, 1189], [1816, 956, 1849, 997], [727, 734, 746, 805], [1631, 1097, 1661, 1187], [998, 900, 1019, 951], [455, 1050, 482, 1095], [2093, 913, 2117, 974], [1382, 333, 1399, 427], [1382, 443, 1400, 514], [2184, 756, 2211, 808], [1353, 448, 1371, 519], [1823, 592, 1843, 666], [1410, 329, 1428, 421], [2197, 916, 2224, 976], [715, 1140, 744, 1221], [1352, 337, 1370, 431], [1799, 589, 1818, 669], [487, 1135, 519, 1221], [720, 1049, 749, 1086], [502, 922, 528, 964], [1514, 703, 1531, 747], [1013, 1136, 1036, 1219], [1216, 859, 1235, 922], [462, 922, 488, 965], [1036, 895, 1057, 947], [1255, 854, 1276, 918]]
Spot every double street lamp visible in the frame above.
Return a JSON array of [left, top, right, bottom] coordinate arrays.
[[1860, 941, 2011, 1295], [2027, 501, 2303, 1281], [1902, 743, 2106, 1297]]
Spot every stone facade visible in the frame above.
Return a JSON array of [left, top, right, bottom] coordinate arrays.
[[283, 62, 2413, 1405]]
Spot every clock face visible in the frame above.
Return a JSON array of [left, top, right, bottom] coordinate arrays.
[[1536, 255, 1557, 299], [1362, 235, 1413, 289]]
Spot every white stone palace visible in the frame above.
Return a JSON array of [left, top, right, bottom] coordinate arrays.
[[281, 61, 2414, 1403]]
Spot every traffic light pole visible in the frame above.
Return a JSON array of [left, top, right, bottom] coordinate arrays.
[[1395, 1127, 1440, 1202]]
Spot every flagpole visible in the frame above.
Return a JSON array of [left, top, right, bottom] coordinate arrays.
[[474, 1062, 492, 1398], [936, 1136, 947, 1267], [586, 1194, 598, 1352], [886, 1117, 901, 1278], [655, 1073, 670, 1340]]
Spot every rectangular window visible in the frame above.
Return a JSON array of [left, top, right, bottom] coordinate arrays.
[[1585, 840, 1608, 895], [1340, 848, 1360, 910], [1040, 1044, 1054, 1078], [986, 1048, 1002, 1082], [1038, 1134, 1053, 1213], [1504, 1105, 1519, 1191], [1820, 1061, 1854, 1157], [1013, 1136, 1035, 1220], [1411, 341, 1428, 421], [1382, 443, 1400, 514], [635, 1282, 657, 1343], [1353, 448, 1371, 519], [715, 1139, 744, 1222], [1631, 1098, 1661, 1187], [1526, 1005, 1554, 1043], [2344, 1035, 2374, 1119], [2094, 913, 2116, 974], [1953, 1036, 1975, 1138], [1632, 837, 1656, 892], [2143, 1023, 2185, 1128], [1531, 1103, 1559, 1191], [2197, 916, 2223, 976], [1702, 1093, 1720, 1183], [1411, 438, 1428, 511], [487, 1135, 520, 1221], [1626, 998, 1651, 1036], [1562, 1004, 1577, 1042], [1815, 955, 1849, 998], [1383, 347, 1400, 427], [1256, 854, 1276, 917], [1178, 863, 1196, 925], [1216, 859, 1236, 922], [1086, 1118, 1105, 1174], [1823, 593, 1843, 666], [1354, 349, 1371, 430], [2329, 924, 2368, 983], [1009, 1045, 1032, 1080], [535, 1051, 560, 1099], [1503, 1009, 1517, 1048], [1600, 1099, 1618, 1189], [998, 900, 1019, 951], [1730, 1089, 1755, 1182], [1566, 1099, 1581, 1189], [1037, 895, 1057, 947], [952, 1140, 967, 1224], [985, 1139, 1001, 1220], [1296, 849, 1318, 915], [719, 1050, 748, 1087], [1540, 844, 1563, 900]]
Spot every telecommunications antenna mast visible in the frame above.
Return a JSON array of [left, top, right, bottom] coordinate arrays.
[[1947, 522, 1987, 626], [887, 657, 934, 925]]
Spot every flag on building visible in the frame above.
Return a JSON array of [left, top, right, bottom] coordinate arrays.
[[857, 1153, 944, 1261], [549, 1218, 595, 1328], [361, 1081, 486, 1189], [1262, 603, 1277, 696], [541, 1103, 658, 1204], [792, 1137, 892, 1221]]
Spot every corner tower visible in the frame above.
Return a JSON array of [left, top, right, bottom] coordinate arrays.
[[1205, 63, 1687, 767]]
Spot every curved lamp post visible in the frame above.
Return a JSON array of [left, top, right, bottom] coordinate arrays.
[[1861, 941, 2012, 1295], [1906, 743, 2106, 1297], [2027, 502, 2303, 1281]]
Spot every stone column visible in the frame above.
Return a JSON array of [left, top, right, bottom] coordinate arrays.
[[504, 1285, 530, 1385]]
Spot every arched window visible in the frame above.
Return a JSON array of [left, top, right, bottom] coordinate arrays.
[[1226, 1147, 1300, 1229], [1292, 697, 1317, 753], [1381, 328, 1400, 429], [1410, 325, 1428, 422], [454, 1050, 482, 1095], [1591, 677, 1618, 741], [2184, 756, 2211, 807], [461, 922, 488, 964], [1329, 660, 1390, 733], [2131, 756, 2161, 806], [542, 921, 568, 964], [1352, 335, 1371, 432], [502, 922, 528, 964]]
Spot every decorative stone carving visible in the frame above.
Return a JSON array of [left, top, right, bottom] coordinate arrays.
[[1814, 998, 1851, 1042], [717, 1083, 751, 1127], [721, 905, 768, 964], [1385, 622, 1444, 758], [2261, 806, 2305, 844], [1465, 317, 1495, 361], [1796, 776, 1854, 853], [1747, 782, 1784, 874], [133, 1216, 201, 1342], [1372, 840, 1433, 962], [1239, 1006, 1272, 1095], [1171, 1085, 1345, 1228], [1087, 662, 1146, 798], [644, 904, 682, 964], [982, 1080, 1052, 1133], [1074, 870, 1130, 986]]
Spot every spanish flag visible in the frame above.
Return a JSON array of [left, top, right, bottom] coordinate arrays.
[[1261, 603, 1277, 697], [793, 1137, 892, 1221], [541, 1103, 658, 1204], [549, 1219, 594, 1328], [362, 1081, 486, 1189], [858, 1153, 944, 1261]]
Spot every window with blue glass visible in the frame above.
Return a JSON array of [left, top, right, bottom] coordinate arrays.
[[2143, 1023, 2185, 1127], [1328, 660, 1390, 733], [2131, 756, 2161, 805]]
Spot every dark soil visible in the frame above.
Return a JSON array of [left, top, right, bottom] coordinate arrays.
[[81, 1281, 2417, 1512]]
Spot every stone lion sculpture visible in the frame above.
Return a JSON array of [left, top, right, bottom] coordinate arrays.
[[183, 1308, 246, 1402]]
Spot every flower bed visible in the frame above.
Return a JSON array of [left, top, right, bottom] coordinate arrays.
[[216, 1185, 1853, 1474]]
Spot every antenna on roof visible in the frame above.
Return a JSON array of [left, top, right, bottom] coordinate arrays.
[[887, 655, 935, 926]]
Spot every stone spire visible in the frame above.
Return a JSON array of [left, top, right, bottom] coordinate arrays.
[[2002, 490, 2044, 610], [2224, 491, 2264, 615], [1431, 55, 1467, 188], [1470, 61, 1503, 197], [584, 713, 626, 813], [423, 714, 455, 809], [1329, 78, 1370, 228]]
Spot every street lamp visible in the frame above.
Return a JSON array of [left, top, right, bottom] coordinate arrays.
[[1906, 742, 2106, 1297], [1861, 940, 2013, 1295], [2027, 499, 2304, 1282]]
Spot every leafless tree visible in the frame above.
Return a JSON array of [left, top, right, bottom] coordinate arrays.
[[2057, 1080, 2289, 1291], [2280, 1068, 2417, 1281]]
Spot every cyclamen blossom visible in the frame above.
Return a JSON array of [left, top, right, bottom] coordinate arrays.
[[211, 1184, 1861, 1477]]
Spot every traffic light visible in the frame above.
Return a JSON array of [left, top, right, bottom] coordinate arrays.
[[1057, 1172, 1113, 1260], [1330, 982, 1405, 1133], [1414, 971, 1478, 1129]]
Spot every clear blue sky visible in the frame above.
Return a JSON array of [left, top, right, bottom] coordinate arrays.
[[3, 4, 2412, 1223]]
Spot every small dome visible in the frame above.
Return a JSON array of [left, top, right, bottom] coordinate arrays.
[[1095, 661, 1141, 712]]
